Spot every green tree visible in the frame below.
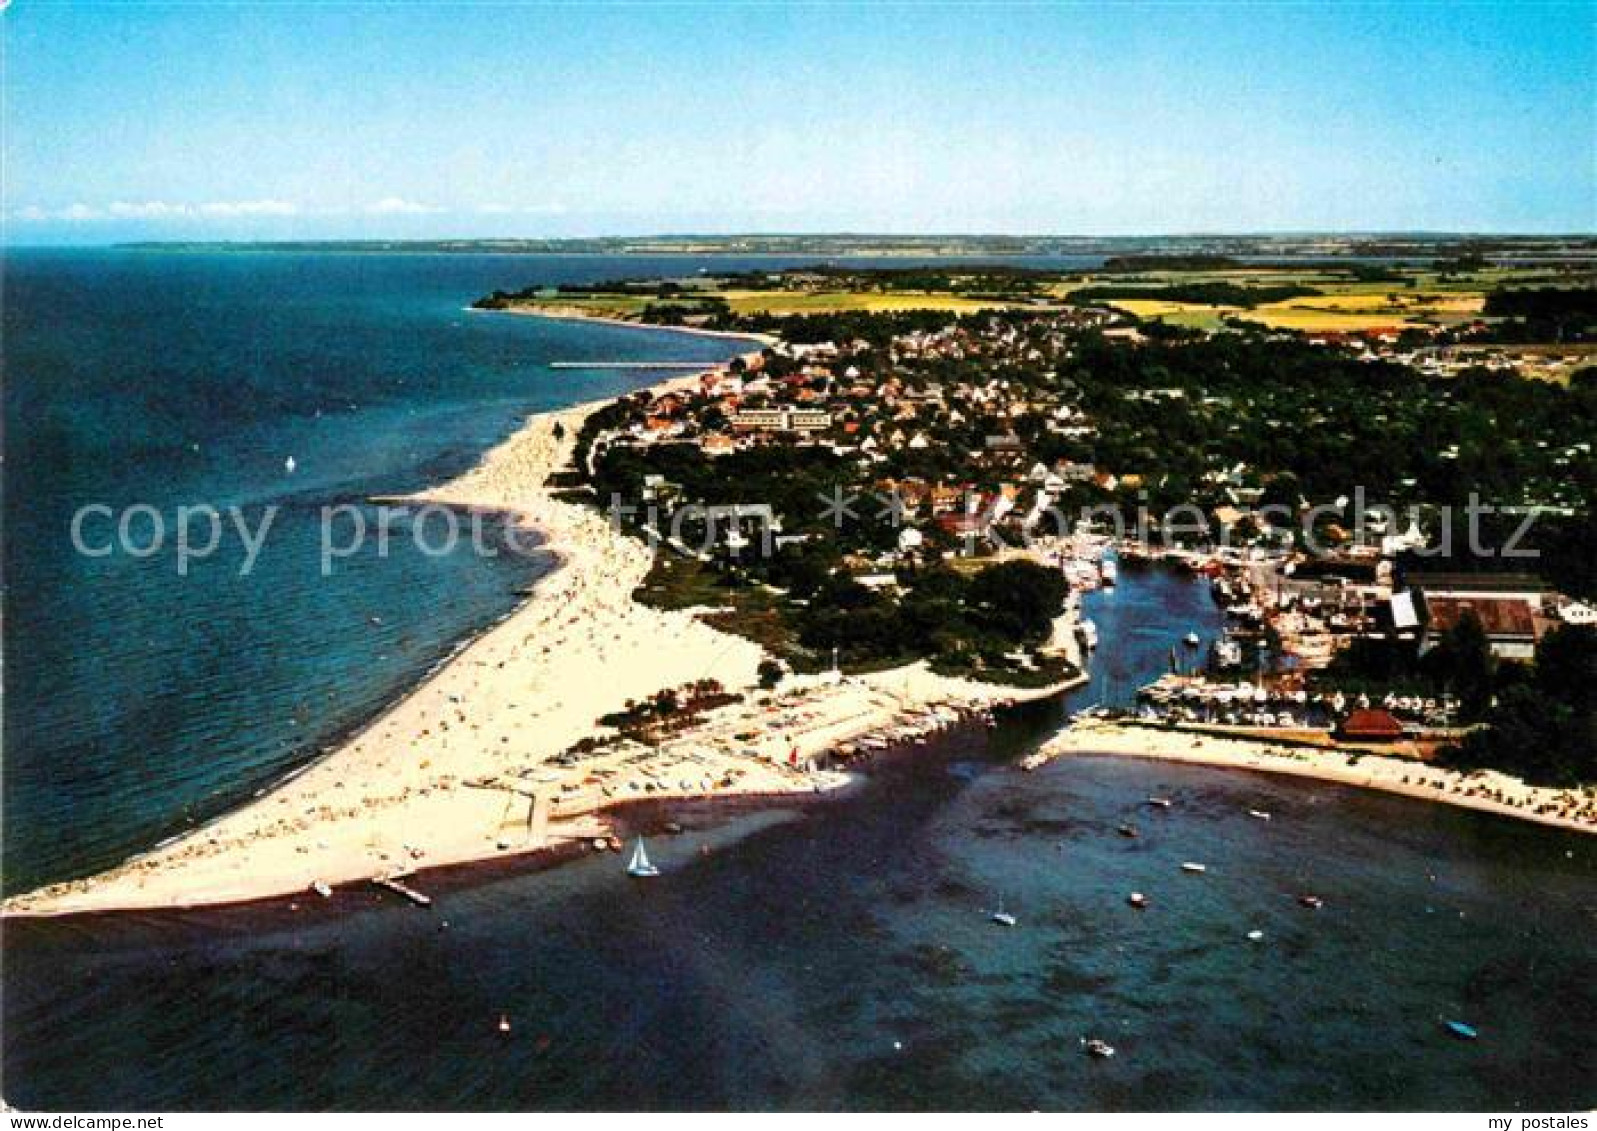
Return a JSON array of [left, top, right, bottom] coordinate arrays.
[[966, 560, 1068, 643], [1422, 611, 1494, 719]]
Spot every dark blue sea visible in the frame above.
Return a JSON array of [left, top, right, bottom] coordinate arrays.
[[3, 251, 1593, 1111]]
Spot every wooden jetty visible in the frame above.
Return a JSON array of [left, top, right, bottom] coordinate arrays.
[[548, 361, 712, 370], [372, 876, 433, 907]]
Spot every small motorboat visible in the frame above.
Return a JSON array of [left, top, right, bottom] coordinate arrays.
[[1084, 1038, 1116, 1059], [1147, 796, 1173, 809], [1298, 894, 1324, 909], [1246, 929, 1264, 941], [1127, 892, 1148, 909], [1444, 1019, 1479, 1041], [1248, 809, 1272, 821], [1183, 632, 1201, 647], [497, 1013, 512, 1035], [1117, 823, 1139, 838], [1180, 862, 1207, 874], [627, 838, 661, 878], [310, 880, 332, 898]]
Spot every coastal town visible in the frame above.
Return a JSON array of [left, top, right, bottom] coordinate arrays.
[[502, 259, 1597, 823]]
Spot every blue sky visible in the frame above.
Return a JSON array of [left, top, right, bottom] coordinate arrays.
[[4, 1, 1593, 241]]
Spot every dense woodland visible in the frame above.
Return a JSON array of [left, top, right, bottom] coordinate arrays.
[[1477, 285, 1597, 342], [1068, 281, 1321, 307]]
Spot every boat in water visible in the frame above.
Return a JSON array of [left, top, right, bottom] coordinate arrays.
[[1298, 894, 1324, 909], [1444, 1020, 1479, 1041], [1213, 638, 1243, 668], [1127, 892, 1148, 909], [310, 880, 332, 898], [1181, 862, 1207, 874], [1084, 1038, 1116, 1058], [1147, 796, 1173, 809], [1183, 631, 1201, 647], [989, 895, 1017, 927], [1248, 809, 1272, 821], [1078, 618, 1099, 650], [627, 838, 661, 878], [1099, 560, 1118, 586]]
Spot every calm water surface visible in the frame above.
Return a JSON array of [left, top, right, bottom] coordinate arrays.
[[5, 727, 1592, 1110]]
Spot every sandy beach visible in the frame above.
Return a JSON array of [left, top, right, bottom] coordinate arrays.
[[476, 302, 781, 348], [1041, 717, 1597, 834], [5, 366, 1058, 917]]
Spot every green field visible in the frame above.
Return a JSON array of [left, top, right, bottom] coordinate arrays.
[[491, 263, 1590, 332], [1056, 265, 1589, 333]]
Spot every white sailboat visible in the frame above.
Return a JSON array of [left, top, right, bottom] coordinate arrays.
[[627, 837, 660, 878]]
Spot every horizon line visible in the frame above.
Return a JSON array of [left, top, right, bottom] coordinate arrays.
[[19, 229, 1597, 250]]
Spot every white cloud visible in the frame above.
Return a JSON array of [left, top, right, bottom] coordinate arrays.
[[197, 200, 298, 217], [476, 202, 567, 216], [10, 199, 300, 222], [365, 196, 442, 215], [108, 201, 191, 219]]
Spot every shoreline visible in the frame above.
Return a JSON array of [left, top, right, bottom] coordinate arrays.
[[4, 350, 1069, 918], [1039, 717, 1597, 834], [469, 302, 780, 348]]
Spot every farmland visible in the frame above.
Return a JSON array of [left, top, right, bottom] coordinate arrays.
[[475, 261, 1593, 338]]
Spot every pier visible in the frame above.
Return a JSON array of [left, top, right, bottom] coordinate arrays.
[[548, 361, 713, 370], [372, 876, 433, 907]]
